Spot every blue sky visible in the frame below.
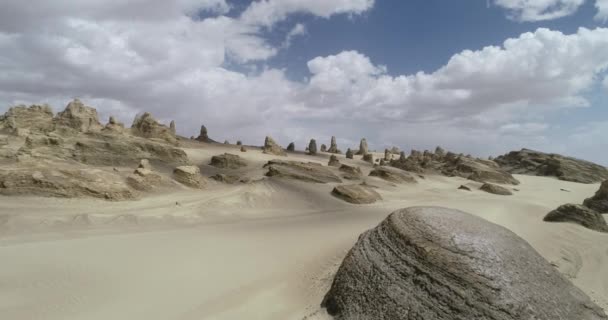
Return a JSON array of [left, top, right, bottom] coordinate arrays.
[[0, 0, 607, 163]]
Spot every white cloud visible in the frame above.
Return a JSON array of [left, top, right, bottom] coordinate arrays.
[[598, 0, 608, 21], [493, 0, 584, 21], [281, 23, 307, 49]]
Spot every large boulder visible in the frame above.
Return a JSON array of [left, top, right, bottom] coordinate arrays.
[[131, 112, 177, 144], [264, 160, 342, 183], [583, 180, 608, 213], [0, 104, 55, 134], [544, 204, 608, 233], [173, 166, 204, 188], [356, 138, 368, 155], [126, 167, 162, 191], [331, 184, 382, 204], [449, 157, 519, 185], [480, 182, 513, 195], [262, 136, 286, 156], [308, 139, 318, 155], [494, 148, 608, 184], [54, 99, 102, 133], [286, 142, 295, 152], [209, 153, 247, 169], [369, 167, 416, 184], [0, 167, 135, 200], [322, 206, 607, 320]]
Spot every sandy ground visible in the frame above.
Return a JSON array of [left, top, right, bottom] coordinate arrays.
[[0, 142, 607, 319]]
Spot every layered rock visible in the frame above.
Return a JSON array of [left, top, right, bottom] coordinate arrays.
[[480, 183, 513, 195], [369, 167, 416, 184], [0, 104, 55, 134], [322, 206, 607, 320], [209, 153, 247, 169], [131, 112, 177, 144], [54, 99, 102, 133], [331, 184, 382, 204], [494, 148, 608, 183], [544, 203, 608, 233], [262, 136, 286, 156], [583, 180, 608, 213], [173, 166, 204, 188], [264, 160, 342, 183]]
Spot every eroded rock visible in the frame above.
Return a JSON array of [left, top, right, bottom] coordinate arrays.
[[583, 180, 608, 213], [331, 184, 382, 204], [480, 182, 513, 195], [544, 203, 608, 232], [209, 153, 247, 169], [264, 160, 341, 183], [369, 166, 416, 184], [263, 136, 286, 156], [173, 166, 204, 188]]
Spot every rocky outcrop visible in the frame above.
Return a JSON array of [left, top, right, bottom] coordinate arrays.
[[345, 148, 353, 159], [0, 104, 55, 134], [195, 125, 214, 143], [494, 148, 608, 184], [308, 139, 318, 155], [328, 155, 340, 167], [126, 160, 162, 191], [320, 144, 327, 152], [0, 166, 135, 200], [480, 183, 513, 195], [322, 206, 608, 320], [583, 180, 608, 213], [173, 166, 204, 188], [458, 185, 472, 191], [210, 173, 246, 184], [362, 153, 373, 164], [356, 138, 368, 155], [339, 164, 362, 180], [131, 112, 177, 144], [544, 204, 608, 233], [103, 116, 125, 133], [327, 136, 341, 154], [286, 142, 295, 152], [331, 184, 382, 204], [262, 136, 286, 156], [54, 99, 102, 133], [264, 160, 342, 183], [209, 153, 247, 169], [369, 167, 416, 184], [169, 120, 176, 134], [384, 149, 390, 161]]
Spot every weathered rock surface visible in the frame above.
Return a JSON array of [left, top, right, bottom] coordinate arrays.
[[131, 112, 177, 144], [173, 166, 204, 188], [362, 153, 373, 163], [369, 167, 416, 184], [322, 206, 608, 320], [0, 167, 135, 200], [328, 155, 340, 167], [209, 153, 247, 169], [54, 99, 102, 133], [339, 164, 362, 180], [345, 148, 353, 159], [327, 136, 341, 154], [356, 138, 368, 155], [320, 144, 327, 152], [308, 139, 317, 155], [210, 173, 244, 184], [480, 183, 513, 195], [126, 167, 162, 191], [104, 116, 125, 133], [583, 180, 608, 213], [495, 148, 608, 183], [544, 204, 608, 232], [262, 136, 286, 156], [0, 104, 55, 133], [264, 160, 342, 183], [331, 184, 382, 204], [195, 125, 214, 143]]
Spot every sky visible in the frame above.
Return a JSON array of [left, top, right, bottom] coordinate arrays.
[[0, 0, 607, 164]]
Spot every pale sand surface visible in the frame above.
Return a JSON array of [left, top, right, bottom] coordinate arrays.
[[0, 143, 607, 319]]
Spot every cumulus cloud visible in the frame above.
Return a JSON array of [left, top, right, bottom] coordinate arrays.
[[598, 0, 608, 21], [494, 0, 585, 21]]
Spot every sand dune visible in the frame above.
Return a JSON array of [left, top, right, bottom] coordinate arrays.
[[1, 143, 607, 319]]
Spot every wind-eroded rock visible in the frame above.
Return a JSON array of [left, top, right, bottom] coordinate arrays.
[[583, 180, 608, 213], [544, 204, 608, 233], [131, 112, 177, 144], [264, 159, 342, 183], [322, 206, 608, 320], [369, 166, 416, 184], [339, 164, 362, 180], [331, 184, 382, 204], [480, 182, 513, 195], [0, 104, 55, 133], [209, 153, 247, 169], [173, 166, 204, 188], [54, 99, 103, 133], [263, 136, 286, 156]]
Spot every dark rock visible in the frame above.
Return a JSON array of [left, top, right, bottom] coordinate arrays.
[[339, 164, 363, 180], [263, 136, 286, 156], [583, 180, 608, 213], [322, 206, 607, 320], [196, 125, 214, 143], [308, 139, 318, 155], [356, 138, 368, 155], [345, 148, 354, 159], [286, 142, 295, 152], [327, 136, 341, 153], [458, 185, 471, 191], [264, 159, 342, 183], [240, 146, 247, 152], [328, 154, 340, 167], [236, 140, 242, 145], [480, 183, 513, 195], [362, 153, 373, 164], [544, 203, 608, 233], [209, 153, 247, 169], [331, 184, 382, 204], [320, 144, 327, 152], [224, 140, 230, 144]]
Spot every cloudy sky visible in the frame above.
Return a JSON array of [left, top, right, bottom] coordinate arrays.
[[1, 0, 607, 163]]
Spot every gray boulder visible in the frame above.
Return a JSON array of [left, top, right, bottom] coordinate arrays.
[[544, 203, 608, 233], [286, 142, 295, 152], [356, 138, 368, 155], [173, 166, 204, 188], [328, 154, 340, 167], [322, 206, 608, 320], [262, 136, 286, 156], [345, 148, 354, 159], [480, 183, 513, 195], [583, 180, 608, 213], [308, 139, 318, 155], [327, 136, 341, 153]]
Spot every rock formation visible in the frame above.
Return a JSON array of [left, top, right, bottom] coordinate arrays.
[[583, 180, 608, 213], [224, 140, 230, 144], [384, 149, 390, 161], [458, 185, 472, 191], [264, 160, 342, 183], [399, 151, 406, 162], [308, 139, 318, 155], [54, 99, 103, 133], [327, 136, 341, 153], [362, 153, 373, 164], [320, 144, 327, 152], [328, 155, 341, 167], [356, 138, 368, 155], [262, 136, 286, 156], [209, 153, 247, 169], [369, 167, 417, 184], [494, 148, 608, 183], [169, 120, 176, 134], [480, 183, 513, 195], [322, 207, 608, 320], [286, 142, 295, 152], [0, 104, 55, 134], [345, 148, 353, 159], [173, 166, 204, 188], [210, 173, 243, 184], [126, 160, 162, 191], [196, 125, 213, 142], [240, 146, 247, 152], [236, 140, 242, 145], [131, 112, 177, 144], [544, 204, 608, 233], [104, 116, 125, 133], [339, 164, 363, 180], [331, 184, 382, 204]]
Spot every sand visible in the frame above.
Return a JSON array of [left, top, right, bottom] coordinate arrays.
[[0, 142, 607, 319]]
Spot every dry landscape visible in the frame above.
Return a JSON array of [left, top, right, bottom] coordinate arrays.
[[1, 100, 608, 319]]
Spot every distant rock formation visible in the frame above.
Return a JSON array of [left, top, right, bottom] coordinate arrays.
[[322, 206, 608, 320], [104, 116, 125, 133], [331, 184, 382, 204], [286, 142, 295, 152], [384, 149, 390, 161], [362, 153, 373, 163], [224, 140, 230, 144], [320, 144, 327, 152], [173, 166, 204, 188], [480, 182, 513, 195], [264, 159, 341, 183], [356, 138, 368, 155], [328, 154, 340, 167], [195, 125, 214, 143], [369, 166, 416, 184], [583, 180, 608, 213], [209, 153, 247, 169], [131, 112, 177, 144], [494, 148, 608, 183], [236, 140, 242, 146], [339, 164, 362, 180], [169, 120, 176, 134], [0, 104, 55, 134], [308, 139, 318, 155], [327, 136, 341, 154], [54, 99, 103, 133], [262, 136, 286, 156], [458, 185, 471, 191], [345, 148, 353, 159], [544, 203, 608, 233]]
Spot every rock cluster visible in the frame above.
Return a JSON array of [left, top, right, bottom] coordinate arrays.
[[126, 159, 162, 191], [262, 136, 286, 156], [209, 153, 247, 169], [131, 112, 177, 144], [264, 159, 342, 183], [331, 184, 382, 204], [339, 164, 363, 180], [494, 148, 608, 183], [322, 206, 608, 320], [54, 99, 103, 133]]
